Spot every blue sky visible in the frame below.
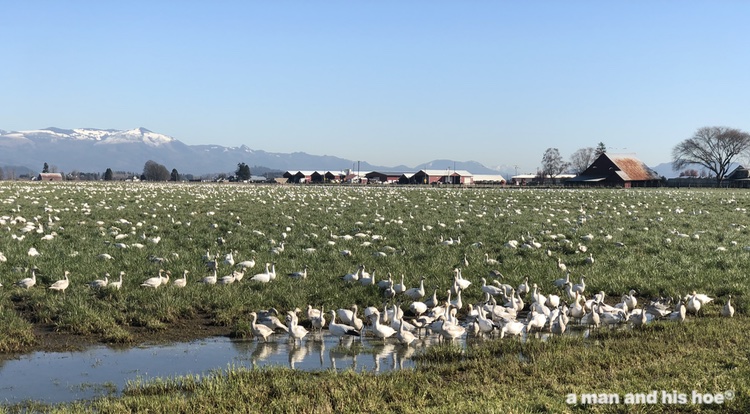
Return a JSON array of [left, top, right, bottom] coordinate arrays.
[[2, 1, 749, 173]]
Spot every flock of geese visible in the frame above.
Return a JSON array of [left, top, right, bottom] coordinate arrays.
[[2, 242, 736, 348], [222, 259, 735, 346], [0, 185, 741, 359]]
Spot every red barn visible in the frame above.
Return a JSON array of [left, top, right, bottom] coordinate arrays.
[[567, 153, 661, 188]]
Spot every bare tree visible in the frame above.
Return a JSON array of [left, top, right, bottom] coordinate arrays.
[[672, 126, 750, 186], [570, 147, 595, 175], [539, 148, 569, 184]]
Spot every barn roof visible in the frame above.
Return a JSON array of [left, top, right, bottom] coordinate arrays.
[[473, 174, 506, 182], [605, 154, 660, 181]]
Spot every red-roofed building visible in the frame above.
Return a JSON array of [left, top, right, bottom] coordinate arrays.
[[567, 153, 661, 187]]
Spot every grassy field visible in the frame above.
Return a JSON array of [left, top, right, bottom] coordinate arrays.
[[0, 182, 748, 412]]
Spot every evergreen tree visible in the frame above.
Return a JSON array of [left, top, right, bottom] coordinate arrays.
[[43, 162, 49, 173], [104, 168, 113, 181], [170, 168, 180, 181], [595, 142, 607, 157], [235, 162, 251, 181]]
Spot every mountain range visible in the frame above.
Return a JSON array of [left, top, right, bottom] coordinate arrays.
[[0, 127, 510, 177]]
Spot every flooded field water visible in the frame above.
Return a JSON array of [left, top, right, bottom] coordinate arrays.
[[0, 331, 419, 404]]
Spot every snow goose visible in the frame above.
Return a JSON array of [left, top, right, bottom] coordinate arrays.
[[572, 275, 586, 295], [341, 265, 363, 283], [250, 312, 274, 342], [140, 270, 163, 288], [393, 274, 406, 294], [480, 277, 504, 297], [201, 269, 218, 285], [499, 320, 525, 338], [171, 270, 188, 288], [90, 273, 110, 289], [310, 305, 326, 332], [668, 301, 687, 322], [327, 310, 360, 341], [258, 308, 288, 332], [285, 313, 308, 343], [454, 268, 472, 291], [48, 271, 70, 293], [109, 271, 125, 290], [686, 292, 702, 315], [437, 315, 465, 341], [552, 271, 571, 289], [250, 263, 274, 283], [517, 277, 529, 297], [368, 313, 396, 341], [484, 253, 500, 266], [16, 269, 37, 289], [403, 276, 426, 300], [236, 257, 256, 269], [395, 317, 417, 346], [721, 295, 735, 318], [337, 304, 364, 331], [623, 290, 638, 310]]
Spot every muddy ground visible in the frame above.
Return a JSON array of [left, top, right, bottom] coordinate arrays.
[[27, 313, 231, 354]]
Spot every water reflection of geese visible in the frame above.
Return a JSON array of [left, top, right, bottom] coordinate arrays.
[[288, 343, 309, 369], [372, 343, 396, 372], [329, 336, 358, 371], [394, 345, 415, 370], [250, 342, 279, 368]]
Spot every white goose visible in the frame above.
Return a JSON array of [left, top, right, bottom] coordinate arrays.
[[403, 276, 426, 300], [15, 269, 37, 289], [484, 253, 500, 266], [686, 292, 702, 315], [109, 271, 125, 290], [480, 277, 504, 297], [368, 313, 396, 341], [90, 273, 109, 289], [201, 269, 218, 285], [173, 270, 188, 288], [249, 311, 274, 342], [722, 295, 735, 318], [285, 313, 308, 343], [250, 263, 274, 283], [337, 304, 364, 331], [623, 290, 638, 310], [140, 269, 163, 288], [393, 274, 406, 294], [288, 265, 309, 280], [48, 271, 70, 293], [327, 310, 360, 341], [572, 275, 586, 295], [395, 317, 417, 346]]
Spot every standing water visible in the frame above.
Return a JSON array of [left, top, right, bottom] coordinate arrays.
[[0, 332, 418, 404]]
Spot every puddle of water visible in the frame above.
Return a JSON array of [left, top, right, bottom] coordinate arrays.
[[0, 331, 417, 405], [0, 318, 628, 405]]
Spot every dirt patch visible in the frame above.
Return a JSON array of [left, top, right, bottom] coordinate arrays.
[[28, 313, 232, 354]]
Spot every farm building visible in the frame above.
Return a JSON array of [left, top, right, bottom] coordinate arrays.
[[725, 165, 750, 188], [473, 174, 506, 184], [283, 171, 314, 183], [284, 170, 347, 183], [511, 174, 537, 185], [567, 153, 661, 187], [366, 171, 412, 184], [407, 170, 474, 185], [35, 173, 63, 181], [510, 173, 573, 185]]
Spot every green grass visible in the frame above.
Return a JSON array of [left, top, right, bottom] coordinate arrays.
[[1, 182, 749, 411]]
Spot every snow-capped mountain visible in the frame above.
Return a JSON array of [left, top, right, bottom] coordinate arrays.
[[0, 127, 508, 176], [1, 127, 175, 146]]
